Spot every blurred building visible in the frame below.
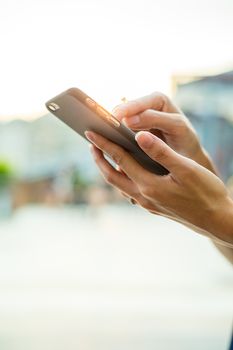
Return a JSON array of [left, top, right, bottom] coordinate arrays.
[[0, 115, 97, 180], [0, 115, 120, 209], [173, 70, 233, 180]]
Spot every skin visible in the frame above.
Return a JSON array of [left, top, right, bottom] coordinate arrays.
[[112, 92, 217, 173], [111, 93, 233, 262], [84, 92, 233, 253]]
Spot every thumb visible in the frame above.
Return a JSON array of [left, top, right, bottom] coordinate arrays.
[[135, 131, 188, 174]]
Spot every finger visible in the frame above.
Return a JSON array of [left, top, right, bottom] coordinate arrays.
[[116, 165, 128, 177], [135, 131, 189, 175], [86, 131, 151, 184], [90, 144, 141, 196], [122, 109, 183, 133], [120, 191, 136, 204], [112, 92, 179, 120], [120, 191, 128, 198]]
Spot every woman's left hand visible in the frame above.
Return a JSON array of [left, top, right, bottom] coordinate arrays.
[[85, 130, 233, 247]]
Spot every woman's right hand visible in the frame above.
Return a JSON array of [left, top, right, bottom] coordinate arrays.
[[86, 130, 233, 247], [112, 92, 217, 174]]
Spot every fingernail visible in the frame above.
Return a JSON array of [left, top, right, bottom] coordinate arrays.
[[135, 132, 154, 148], [85, 131, 95, 142], [124, 115, 140, 126]]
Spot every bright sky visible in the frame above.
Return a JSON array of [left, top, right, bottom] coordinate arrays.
[[0, 0, 233, 119]]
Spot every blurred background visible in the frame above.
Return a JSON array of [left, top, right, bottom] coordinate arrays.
[[0, 0, 233, 349]]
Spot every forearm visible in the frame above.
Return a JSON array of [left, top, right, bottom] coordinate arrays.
[[181, 192, 233, 262], [203, 153, 233, 247], [203, 189, 233, 264], [181, 221, 233, 265], [195, 139, 233, 264], [199, 151, 233, 262]]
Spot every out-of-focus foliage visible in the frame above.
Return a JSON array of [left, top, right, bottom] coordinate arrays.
[[0, 161, 13, 188]]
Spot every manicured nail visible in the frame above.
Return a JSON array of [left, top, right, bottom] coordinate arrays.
[[124, 115, 140, 126], [135, 132, 154, 148], [85, 131, 95, 142]]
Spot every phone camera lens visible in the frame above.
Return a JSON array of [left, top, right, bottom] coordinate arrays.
[[48, 103, 60, 111]]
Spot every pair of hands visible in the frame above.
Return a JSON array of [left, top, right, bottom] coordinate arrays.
[[85, 92, 233, 247]]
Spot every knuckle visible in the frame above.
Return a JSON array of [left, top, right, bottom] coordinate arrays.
[[171, 116, 188, 134], [107, 146, 124, 165], [151, 91, 169, 106], [109, 149, 123, 165], [154, 144, 168, 163], [181, 160, 197, 182]]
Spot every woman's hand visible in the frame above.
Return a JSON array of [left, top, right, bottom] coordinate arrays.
[[112, 92, 217, 174], [85, 130, 233, 247]]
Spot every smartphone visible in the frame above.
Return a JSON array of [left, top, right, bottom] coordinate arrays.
[[45, 88, 168, 175]]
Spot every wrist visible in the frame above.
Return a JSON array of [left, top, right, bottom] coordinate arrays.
[[210, 195, 233, 247], [193, 146, 218, 175]]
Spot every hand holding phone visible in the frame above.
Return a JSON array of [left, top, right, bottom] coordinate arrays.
[[45, 88, 168, 175]]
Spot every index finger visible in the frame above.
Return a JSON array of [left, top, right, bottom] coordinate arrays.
[[85, 131, 152, 185], [112, 92, 180, 120]]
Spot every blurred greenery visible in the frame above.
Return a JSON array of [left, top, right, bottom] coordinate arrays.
[[72, 168, 93, 204], [0, 161, 13, 188], [72, 169, 90, 190]]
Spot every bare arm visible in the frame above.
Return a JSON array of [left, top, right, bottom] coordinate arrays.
[[182, 221, 233, 265], [189, 149, 233, 264], [194, 149, 233, 264]]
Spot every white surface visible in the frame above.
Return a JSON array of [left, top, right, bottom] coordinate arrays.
[[0, 205, 232, 350]]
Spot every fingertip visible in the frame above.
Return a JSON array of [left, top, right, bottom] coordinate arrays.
[[85, 130, 96, 142], [135, 131, 145, 140], [135, 131, 155, 149]]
